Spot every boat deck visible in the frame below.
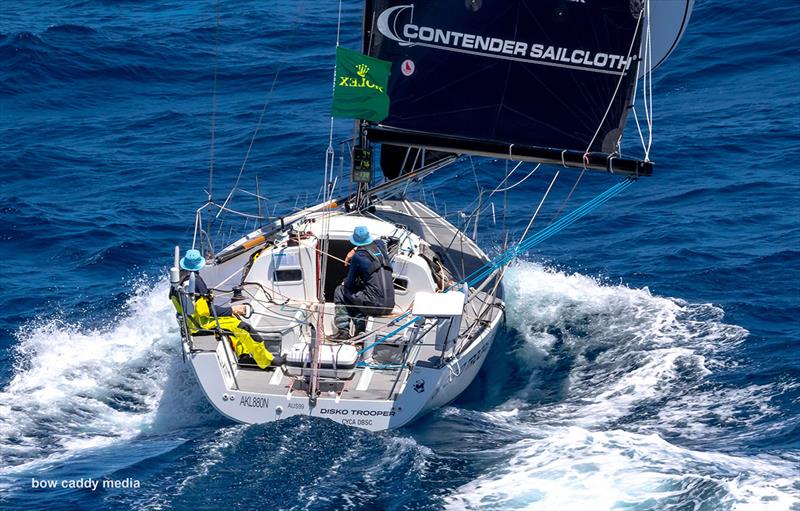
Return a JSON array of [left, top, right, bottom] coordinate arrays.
[[190, 199, 503, 401], [191, 286, 502, 400], [375, 200, 499, 287]]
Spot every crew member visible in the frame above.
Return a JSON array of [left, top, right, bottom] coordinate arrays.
[[332, 226, 395, 339], [170, 249, 282, 368]]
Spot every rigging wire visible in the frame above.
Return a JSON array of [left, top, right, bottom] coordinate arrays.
[[464, 177, 636, 287], [208, 0, 221, 203], [518, 170, 559, 243], [216, 71, 281, 218], [501, 151, 511, 249], [490, 163, 541, 194], [200, 5, 311, 254], [310, 0, 344, 401], [203, 0, 222, 257], [631, 0, 655, 161], [582, 8, 645, 159], [468, 157, 482, 240], [489, 160, 523, 193], [431, 159, 539, 261], [643, 0, 655, 160], [548, 169, 585, 225], [321, 0, 344, 202]]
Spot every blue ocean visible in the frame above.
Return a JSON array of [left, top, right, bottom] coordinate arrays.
[[1, 1, 798, 509]]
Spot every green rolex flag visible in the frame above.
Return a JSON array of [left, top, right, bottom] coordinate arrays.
[[331, 47, 391, 122]]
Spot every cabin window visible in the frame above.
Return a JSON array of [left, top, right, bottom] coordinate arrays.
[[393, 276, 409, 294], [273, 269, 303, 282]]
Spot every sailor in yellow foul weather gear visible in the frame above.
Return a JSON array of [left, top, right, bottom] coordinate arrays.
[[170, 249, 282, 369]]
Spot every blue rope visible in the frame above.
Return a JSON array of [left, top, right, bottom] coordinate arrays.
[[464, 177, 634, 287], [465, 178, 632, 284], [356, 177, 635, 356], [357, 316, 421, 355], [356, 361, 404, 369]]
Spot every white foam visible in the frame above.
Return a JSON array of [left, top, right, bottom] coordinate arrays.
[[0, 277, 209, 474], [502, 262, 748, 428], [174, 425, 247, 494], [446, 262, 798, 509], [294, 429, 435, 509], [447, 426, 799, 510]]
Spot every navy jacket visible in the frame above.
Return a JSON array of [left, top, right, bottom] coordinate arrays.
[[344, 240, 395, 313]]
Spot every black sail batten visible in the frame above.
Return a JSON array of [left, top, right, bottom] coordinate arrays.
[[368, 126, 652, 176], [362, 0, 649, 175]]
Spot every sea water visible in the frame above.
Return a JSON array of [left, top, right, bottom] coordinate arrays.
[[1, 1, 798, 509]]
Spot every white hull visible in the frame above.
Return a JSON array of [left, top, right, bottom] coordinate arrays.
[[185, 313, 499, 431], [176, 199, 504, 431]]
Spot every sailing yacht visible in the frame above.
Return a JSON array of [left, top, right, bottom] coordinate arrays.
[[171, 0, 693, 430]]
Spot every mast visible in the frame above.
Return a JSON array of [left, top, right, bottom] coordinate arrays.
[[352, 121, 373, 209]]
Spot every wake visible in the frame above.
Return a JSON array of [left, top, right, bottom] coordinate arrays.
[[445, 262, 799, 510], [0, 278, 213, 475]]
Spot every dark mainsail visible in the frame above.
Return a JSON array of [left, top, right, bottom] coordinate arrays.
[[363, 0, 651, 175], [379, 145, 453, 180]]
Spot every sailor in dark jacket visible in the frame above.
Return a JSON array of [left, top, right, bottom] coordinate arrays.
[[332, 226, 395, 339]]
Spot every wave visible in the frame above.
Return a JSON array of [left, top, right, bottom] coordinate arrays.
[[442, 262, 799, 509], [132, 418, 438, 511], [499, 262, 747, 422], [447, 425, 799, 511], [0, 278, 216, 475], [45, 24, 97, 35], [0, 263, 796, 509]]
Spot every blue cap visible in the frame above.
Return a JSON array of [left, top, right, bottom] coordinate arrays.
[[349, 226, 374, 247], [180, 249, 206, 272]]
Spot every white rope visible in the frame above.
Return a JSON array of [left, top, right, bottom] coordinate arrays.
[[313, 1, 343, 398], [583, 9, 644, 156], [438, 160, 534, 247], [491, 163, 541, 194], [632, 108, 647, 153], [486, 160, 522, 196], [643, 0, 654, 160], [519, 170, 559, 244], [631, 0, 655, 161]]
